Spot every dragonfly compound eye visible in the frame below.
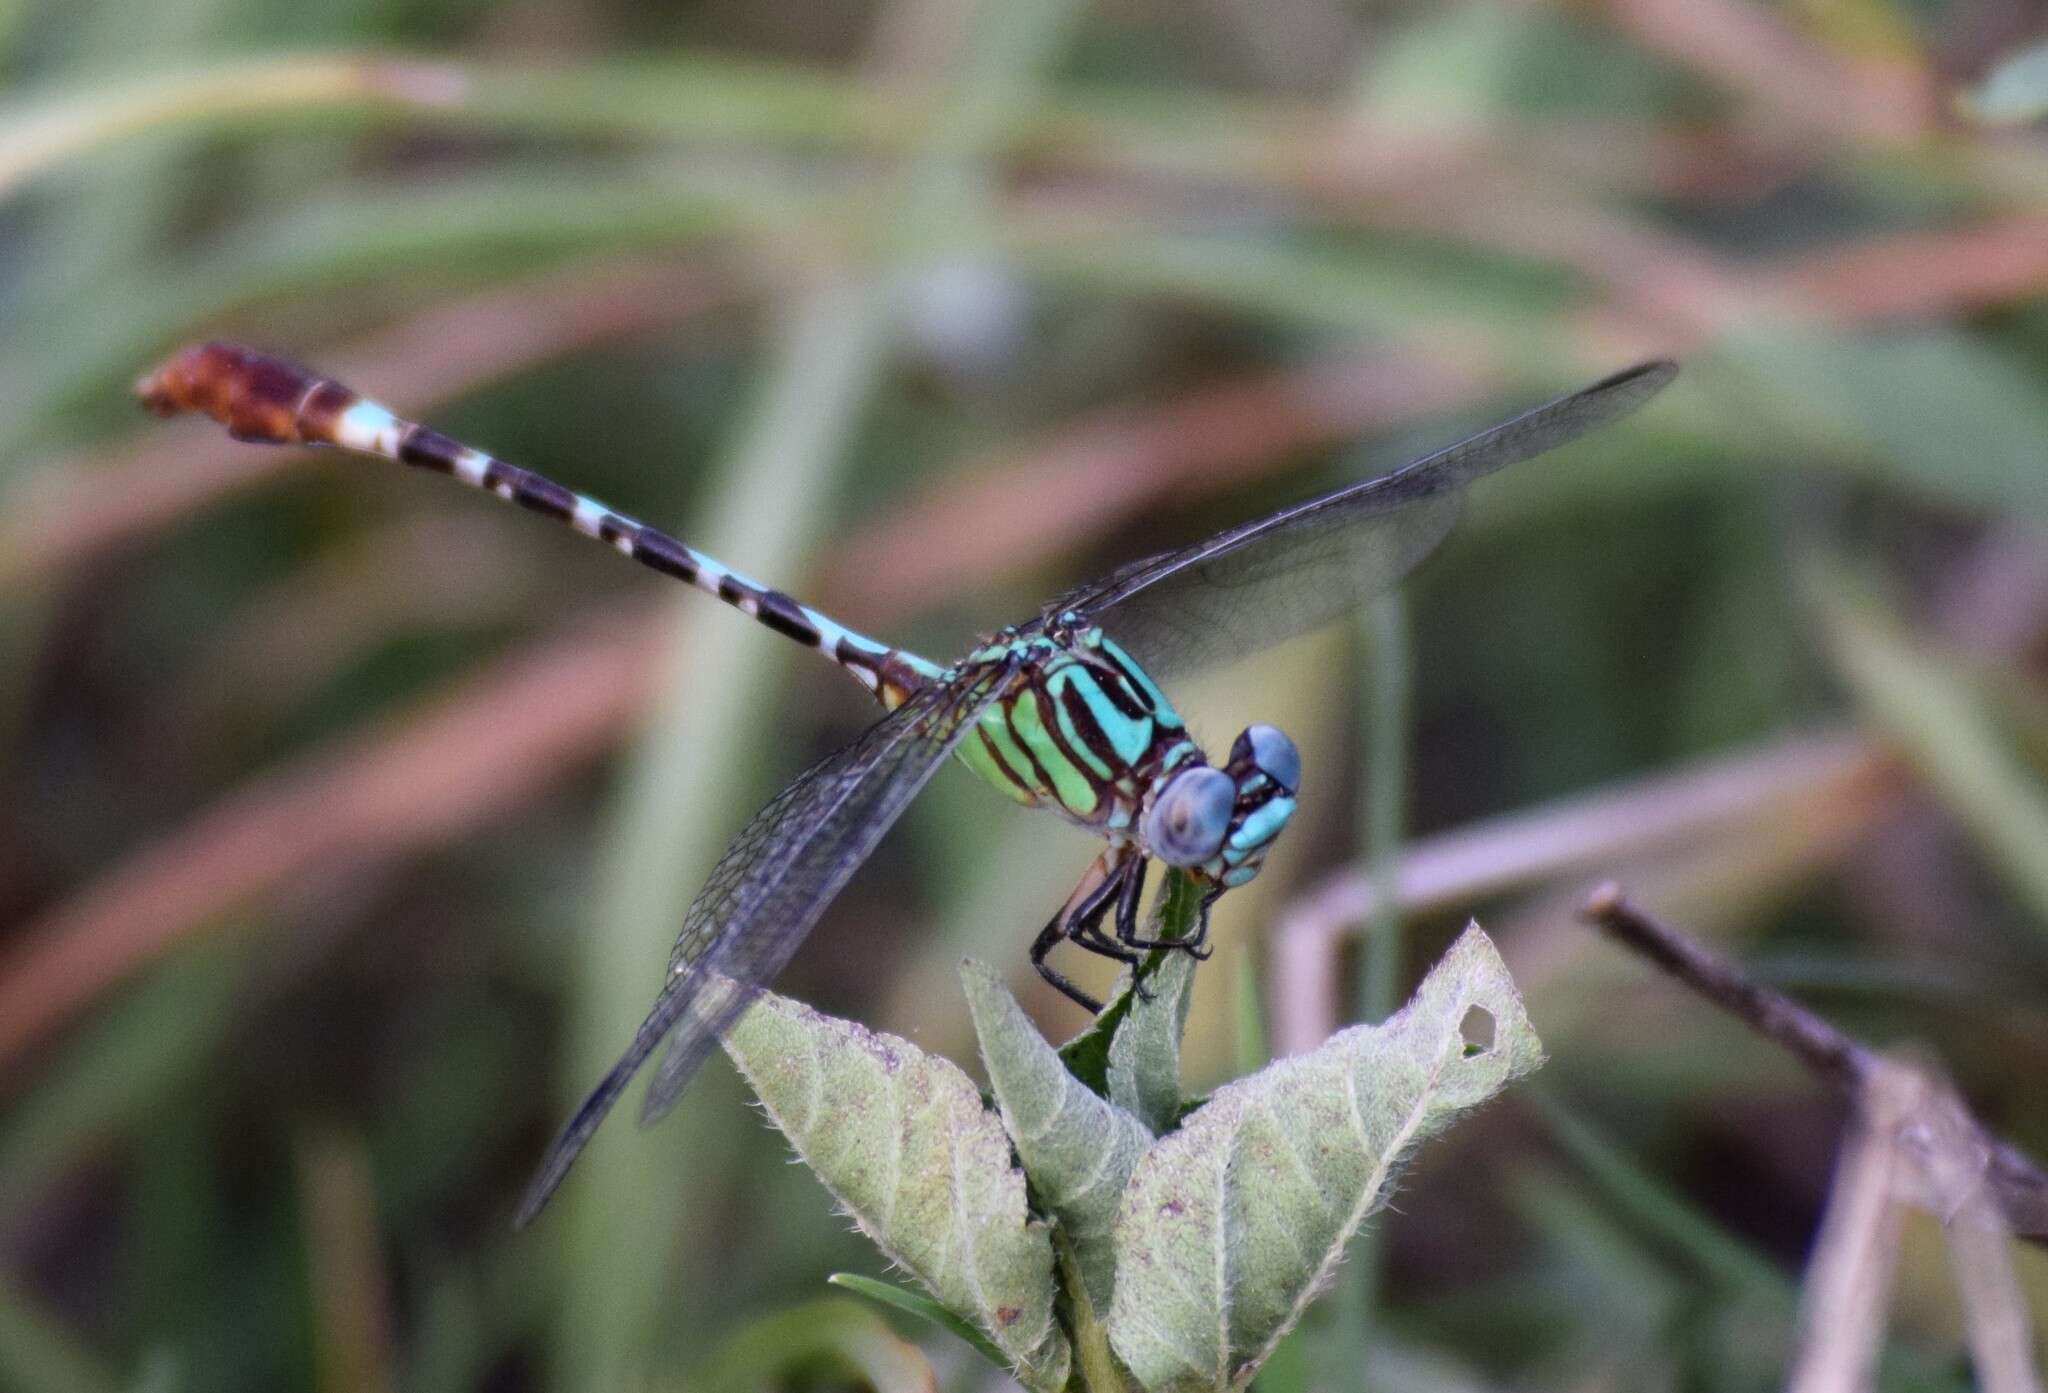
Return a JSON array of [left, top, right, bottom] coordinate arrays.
[[1143, 766, 1236, 867], [1230, 723, 1300, 795]]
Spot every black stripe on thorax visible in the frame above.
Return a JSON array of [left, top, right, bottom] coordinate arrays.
[[1003, 690, 1064, 799], [976, 727, 1034, 799], [1055, 673, 1133, 779], [1091, 647, 1155, 721], [1031, 682, 1113, 798]]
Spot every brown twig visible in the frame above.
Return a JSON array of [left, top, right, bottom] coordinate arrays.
[[1578, 884, 2048, 1243], [1791, 1056, 2042, 1392]]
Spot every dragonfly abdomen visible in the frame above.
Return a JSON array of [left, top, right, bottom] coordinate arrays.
[[135, 342, 943, 705]]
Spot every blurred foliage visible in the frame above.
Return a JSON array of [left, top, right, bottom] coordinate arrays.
[[3, 0, 2048, 1390]]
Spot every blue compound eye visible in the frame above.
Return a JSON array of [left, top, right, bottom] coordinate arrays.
[[1143, 766, 1235, 867], [1233, 723, 1300, 795]]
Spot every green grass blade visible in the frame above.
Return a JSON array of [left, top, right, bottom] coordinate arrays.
[[1327, 588, 1412, 1372], [1806, 559, 2048, 928], [547, 3, 1091, 1382], [0, 1275, 121, 1393], [827, 1274, 1012, 1371]]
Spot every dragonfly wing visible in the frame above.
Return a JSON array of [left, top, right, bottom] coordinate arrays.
[[514, 662, 1014, 1225], [1048, 360, 1677, 678]]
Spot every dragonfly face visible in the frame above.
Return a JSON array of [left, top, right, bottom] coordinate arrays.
[[1215, 723, 1301, 888], [1138, 725, 1299, 889]]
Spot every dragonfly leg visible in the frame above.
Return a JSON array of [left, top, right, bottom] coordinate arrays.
[[1112, 856, 1149, 946], [1070, 853, 1159, 1001], [1117, 872, 1217, 959], [1030, 913, 1102, 1013], [1034, 851, 1165, 1011], [1031, 855, 1123, 1012]]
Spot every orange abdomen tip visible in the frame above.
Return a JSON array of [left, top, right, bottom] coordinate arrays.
[[134, 342, 323, 446]]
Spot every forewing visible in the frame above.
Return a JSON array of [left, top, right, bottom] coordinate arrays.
[[1048, 360, 1676, 677], [514, 664, 1013, 1225]]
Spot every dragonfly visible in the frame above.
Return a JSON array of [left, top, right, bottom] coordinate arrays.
[[138, 341, 1675, 1223]]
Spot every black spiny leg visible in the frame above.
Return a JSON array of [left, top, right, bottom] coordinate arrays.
[[1070, 854, 1160, 1001], [1113, 856, 1148, 947], [1068, 859, 1144, 971], [1032, 858, 1130, 1013], [1118, 870, 1217, 959], [1030, 913, 1100, 1013]]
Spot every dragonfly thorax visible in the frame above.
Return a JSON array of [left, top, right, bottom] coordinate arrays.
[[956, 627, 1199, 833], [954, 626, 1300, 889]]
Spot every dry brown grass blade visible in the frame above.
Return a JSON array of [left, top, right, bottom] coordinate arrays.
[[1358, 169, 2048, 357], [1771, 214, 2048, 323], [1600, 0, 1934, 144], [1786, 1064, 1909, 1393], [1269, 731, 1897, 1053], [0, 611, 660, 1069], [0, 261, 730, 588]]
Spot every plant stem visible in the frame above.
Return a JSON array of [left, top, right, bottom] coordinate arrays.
[[1329, 593, 1410, 1371], [1357, 593, 1411, 1028], [1055, 1227, 1127, 1393]]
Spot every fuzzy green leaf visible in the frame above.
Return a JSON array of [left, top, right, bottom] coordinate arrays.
[[962, 959, 1152, 1316], [1059, 869, 1205, 1095], [1107, 951, 1197, 1135], [1106, 925, 1543, 1392], [724, 992, 1070, 1391]]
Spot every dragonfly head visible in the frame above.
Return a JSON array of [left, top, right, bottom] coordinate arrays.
[[1212, 724, 1300, 887], [1141, 724, 1299, 887]]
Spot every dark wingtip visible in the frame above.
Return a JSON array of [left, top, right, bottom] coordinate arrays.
[[512, 1131, 580, 1229], [510, 1059, 639, 1228]]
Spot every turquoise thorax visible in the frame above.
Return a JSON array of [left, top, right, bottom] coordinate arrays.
[[954, 628, 1196, 828]]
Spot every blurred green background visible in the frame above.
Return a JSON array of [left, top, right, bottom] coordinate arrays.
[[3, 0, 2047, 1389]]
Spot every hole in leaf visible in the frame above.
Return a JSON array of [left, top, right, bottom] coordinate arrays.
[[1459, 1005, 1495, 1057]]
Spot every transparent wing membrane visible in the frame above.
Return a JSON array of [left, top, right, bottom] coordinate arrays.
[[515, 662, 1015, 1225], [1049, 361, 1678, 677]]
